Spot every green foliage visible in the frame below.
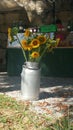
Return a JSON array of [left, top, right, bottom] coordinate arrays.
[[11, 27, 19, 36]]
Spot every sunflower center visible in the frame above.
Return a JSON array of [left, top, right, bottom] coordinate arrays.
[[33, 41, 38, 45]]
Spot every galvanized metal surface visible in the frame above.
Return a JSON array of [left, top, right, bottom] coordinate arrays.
[[21, 64, 41, 100]]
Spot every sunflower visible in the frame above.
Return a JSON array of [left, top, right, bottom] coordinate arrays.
[[27, 44, 32, 51], [31, 39, 40, 48], [21, 40, 32, 51], [21, 39, 28, 50], [24, 29, 30, 37], [8, 28, 11, 34], [8, 26, 58, 63], [8, 28, 12, 42], [37, 35, 46, 44], [31, 52, 40, 58]]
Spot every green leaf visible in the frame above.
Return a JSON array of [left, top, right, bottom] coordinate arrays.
[[11, 27, 19, 36]]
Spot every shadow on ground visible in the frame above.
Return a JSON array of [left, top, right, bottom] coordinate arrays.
[[0, 73, 73, 101]]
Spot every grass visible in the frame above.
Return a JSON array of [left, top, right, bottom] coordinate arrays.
[[0, 94, 73, 130]]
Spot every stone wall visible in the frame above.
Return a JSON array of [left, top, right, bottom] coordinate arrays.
[[56, 11, 73, 27], [0, 9, 29, 71]]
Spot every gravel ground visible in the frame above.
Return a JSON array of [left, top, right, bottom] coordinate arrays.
[[0, 72, 73, 120]]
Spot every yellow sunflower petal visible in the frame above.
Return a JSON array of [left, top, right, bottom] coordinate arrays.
[[8, 28, 11, 34], [37, 35, 46, 44], [56, 38, 60, 46], [31, 52, 40, 58], [21, 39, 28, 50], [31, 39, 40, 48], [24, 29, 30, 37], [27, 45, 32, 51]]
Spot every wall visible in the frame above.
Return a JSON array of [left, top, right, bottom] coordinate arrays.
[[0, 9, 30, 71]]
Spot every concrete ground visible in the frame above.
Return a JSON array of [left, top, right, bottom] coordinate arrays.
[[0, 72, 73, 120]]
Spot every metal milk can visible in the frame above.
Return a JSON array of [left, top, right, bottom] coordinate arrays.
[[21, 62, 40, 100]]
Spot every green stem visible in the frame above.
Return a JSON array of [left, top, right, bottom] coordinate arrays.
[[39, 43, 51, 63], [39, 46, 48, 63], [16, 35, 27, 61]]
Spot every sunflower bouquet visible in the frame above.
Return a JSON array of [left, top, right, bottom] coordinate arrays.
[[8, 27, 59, 63]]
